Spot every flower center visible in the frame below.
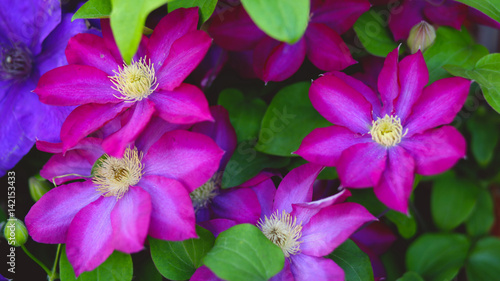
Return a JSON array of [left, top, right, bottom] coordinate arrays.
[[258, 210, 303, 257], [92, 147, 144, 199], [109, 57, 158, 102], [369, 114, 407, 147], [190, 172, 221, 212], [0, 44, 32, 80]]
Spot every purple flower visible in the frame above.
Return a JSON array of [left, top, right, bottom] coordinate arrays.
[[34, 7, 213, 158], [25, 128, 224, 276], [208, 0, 370, 82], [296, 48, 470, 213], [0, 0, 87, 175]]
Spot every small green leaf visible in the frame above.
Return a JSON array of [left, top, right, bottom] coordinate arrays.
[[466, 237, 500, 281], [467, 113, 500, 166], [167, 0, 217, 23], [396, 272, 425, 281], [353, 9, 399, 57], [466, 189, 495, 237], [203, 224, 284, 281], [328, 239, 375, 281], [347, 189, 387, 217], [241, 0, 309, 44], [60, 247, 133, 281], [255, 82, 330, 156], [150, 226, 215, 280], [454, 0, 500, 23], [385, 210, 417, 239], [431, 173, 480, 231], [406, 233, 469, 281], [72, 0, 111, 20]]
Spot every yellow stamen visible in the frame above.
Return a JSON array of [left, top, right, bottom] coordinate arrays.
[[109, 57, 158, 102], [258, 210, 303, 257], [369, 114, 407, 147], [190, 172, 221, 211]]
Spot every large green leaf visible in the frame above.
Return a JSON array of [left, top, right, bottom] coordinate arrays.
[[385, 210, 417, 239], [110, 0, 169, 64], [328, 239, 374, 281], [466, 188, 495, 237], [256, 82, 330, 156], [353, 9, 398, 57], [72, 0, 111, 20], [454, 0, 500, 23], [240, 0, 309, 44], [406, 233, 469, 281], [424, 27, 488, 84], [60, 247, 133, 281], [203, 224, 284, 281], [466, 237, 500, 281], [150, 226, 215, 280], [467, 112, 500, 166], [167, 0, 217, 23], [396, 272, 425, 281]]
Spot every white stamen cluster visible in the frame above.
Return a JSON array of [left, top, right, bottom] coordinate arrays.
[[258, 210, 303, 257], [109, 57, 158, 102], [369, 114, 408, 147], [190, 172, 222, 211], [93, 147, 144, 199]]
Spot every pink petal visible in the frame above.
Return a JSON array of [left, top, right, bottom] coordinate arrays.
[[351, 221, 397, 256], [102, 100, 156, 157], [66, 196, 116, 276], [400, 126, 466, 175], [295, 125, 372, 167], [290, 255, 344, 281], [250, 178, 276, 219], [150, 84, 212, 124], [273, 163, 323, 213], [337, 142, 387, 188], [310, 74, 373, 134], [305, 23, 355, 71], [100, 19, 122, 62], [198, 219, 237, 238], [147, 7, 198, 66], [35, 65, 119, 106], [270, 259, 293, 281], [378, 48, 400, 115], [138, 175, 196, 240], [311, 0, 370, 34], [156, 30, 212, 91], [291, 189, 352, 225], [240, 171, 277, 187], [135, 117, 188, 153], [25, 180, 101, 244], [299, 202, 376, 256], [65, 33, 119, 75], [191, 266, 224, 281], [404, 77, 470, 136], [374, 146, 415, 213], [111, 186, 151, 253], [388, 0, 425, 40], [212, 188, 261, 224]]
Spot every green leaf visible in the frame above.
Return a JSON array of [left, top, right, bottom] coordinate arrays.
[[396, 272, 425, 281], [454, 0, 500, 23], [255, 82, 330, 156], [466, 237, 500, 281], [60, 247, 133, 281], [328, 239, 375, 281], [134, 256, 163, 281], [431, 173, 480, 231], [424, 26, 488, 84], [167, 0, 217, 23], [347, 189, 387, 217], [72, 0, 111, 20], [218, 89, 267, 143], [150, 226, 215, 280], [353, 9, 399, 57], [385, 210, 417, 239], [110, 0, 169, 64], [241, 0, 309, 44], [90, 154, 108, 176], [203, 224, 284, 281], [406, 233, 469, 281], [466, 189, 495, 237], [467, 113, 500, 166], [222, 143, 289, 188]]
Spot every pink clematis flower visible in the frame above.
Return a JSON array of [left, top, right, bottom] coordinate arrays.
[[25, 128, 224, 276], [296, 48, 470, 213], [209, 0, 369, 82], [34, 7, 213, 157]]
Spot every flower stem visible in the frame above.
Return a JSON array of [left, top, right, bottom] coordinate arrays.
[[21, 244, 52, 276], [48, 244, 62, 281]]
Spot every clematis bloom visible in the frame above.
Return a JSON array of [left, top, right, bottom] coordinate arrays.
[[296, 48, 470, 213]]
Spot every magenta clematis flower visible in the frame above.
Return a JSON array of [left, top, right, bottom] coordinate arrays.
[[209, 0, 369, 82], [25, 129, 224, 276], [34, 7, 213, 157], [296, 48, 470, 213]]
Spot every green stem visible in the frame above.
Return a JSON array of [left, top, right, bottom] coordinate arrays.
[[48, 244, 62, 281], [21, 244, 52, 276]]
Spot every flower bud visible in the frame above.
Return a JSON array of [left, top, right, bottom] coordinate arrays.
[[407, 21, 436, 54], [3, 218, 28, 247], [28, 175, 51, 202]]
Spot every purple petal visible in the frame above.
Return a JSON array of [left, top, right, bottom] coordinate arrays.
[[310, 0, 370, 34], [100, 19, 122, 62], [296, 125, 372, 166], [378, 48, 400, 115], [388, 0, 425, 40], [240, 171, 276, 187], [198, 219, 237, 238], [25, 180, 101, 244], [273, 163, 323, 213], [400, 126, 466, 175], [111, 186, 151, 253], [337, 142, 387, 188], [269, 259, 293, 281], [305, 23, 355, 71], [374, 145, 415, 213], [291, 189, 351, 225], [150, 83, 213, 124], [212, 188, 261, 224], [351, 221, 397, 256], [468, 7, 500, 29], [423, 1, 467, 30], [300, 202, 375, 256], [290, 255, 344, 281], [138, 175, 197, 240], [404, 77, 470, 136], [66, 196, 116, 276], [191, 266, 224, 281], [310, 74, 373, 134], [135, 117, 188, 154], [250, 178, 276, 219]]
